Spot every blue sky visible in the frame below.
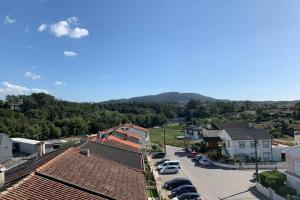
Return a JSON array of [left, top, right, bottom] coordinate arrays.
[[1, 0, 300, 102]]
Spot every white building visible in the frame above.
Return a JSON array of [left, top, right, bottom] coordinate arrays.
[[284, 144, 300, 195], [218, 128, 273, 161], [119, 124, 149, 149], [12, 138, 42, 155], [0, 133, 12, 164]]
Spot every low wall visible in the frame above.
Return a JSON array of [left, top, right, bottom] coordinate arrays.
[[256, 182, 286, 200], [212, 161, 281, 170]]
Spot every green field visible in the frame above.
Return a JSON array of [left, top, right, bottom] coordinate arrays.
[[149, 124, 185, 147]]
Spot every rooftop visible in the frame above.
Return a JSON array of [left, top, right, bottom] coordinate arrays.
[[222, 128, 273, 140], [213, 121, 249, 130], [38, 148, 146, 200], [79, 141, 144, 171], [11, 138, 41, 144]]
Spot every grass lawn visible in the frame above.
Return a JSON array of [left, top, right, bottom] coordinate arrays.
[[149, 123, 185, 147]]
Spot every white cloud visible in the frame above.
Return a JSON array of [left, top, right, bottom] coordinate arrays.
[[64, 51, 78, 57], [0, 82, 48, 99], [24, 71, 41, 80], [39, 17, 89, 39], [67, 17, 79, 25], [53, 81, 67, 86], [38, 23, 48, 32], [3, 15, 16, 24]]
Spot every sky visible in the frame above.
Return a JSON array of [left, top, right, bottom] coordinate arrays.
[[1, 0, 300, 102]]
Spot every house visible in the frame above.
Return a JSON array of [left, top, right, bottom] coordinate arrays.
[[284, 144, 300, 195], [12, 138, 44, 155], [185, 125, 202, 140], [0, 141, 147, 200], [218, 128, 274, 161], [112, 128, 145, 149], [0, 133, 12, 164], [119, 124, 149, 148]]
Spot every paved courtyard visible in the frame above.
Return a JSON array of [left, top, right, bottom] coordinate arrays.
[[154, 145, 268, 200]]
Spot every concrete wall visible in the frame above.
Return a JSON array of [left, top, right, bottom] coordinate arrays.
[[286, 173, 300, 195], [0, 134, 12, 164], [13, 142, 38, 154], [256, 182, 286, 200]]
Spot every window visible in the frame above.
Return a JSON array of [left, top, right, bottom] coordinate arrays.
[[250, 153, 255, 159], [227, 140, 231, 147], [239, 141, 246, 148], [263, 152, 270, 160], [263, 141, 270, 148], [250, 141, 255, 148]]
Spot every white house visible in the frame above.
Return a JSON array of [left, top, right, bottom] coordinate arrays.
[[218, 128, 273, 161], [119, 124, 149, 149], [0, 133, 12, 164], [284, 144, 300, 195]]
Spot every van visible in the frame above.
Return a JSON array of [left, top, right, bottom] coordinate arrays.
[[157, 160, 180, 170]]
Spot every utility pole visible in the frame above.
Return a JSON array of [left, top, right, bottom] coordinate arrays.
[[163, 129, 166, 154], [254, 139, 259, 182]]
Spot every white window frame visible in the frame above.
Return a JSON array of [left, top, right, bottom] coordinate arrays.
[[263, 141, 270, 148], [239, 141, 246, 148]]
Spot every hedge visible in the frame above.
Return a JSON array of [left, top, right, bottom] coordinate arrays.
[[277, 186, 297, 197], [259, 170, 286, 191]]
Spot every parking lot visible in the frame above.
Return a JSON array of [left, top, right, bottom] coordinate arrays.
[[153, 145, 268, 200]]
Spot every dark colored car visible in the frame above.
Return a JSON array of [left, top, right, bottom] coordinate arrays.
[[192, 155, 203, 162], [152, 152, 166, 159], [169, 185, 197, 198], [177, 192, 200, 200], [163, 178, 192, 190], [155, 159, 169, 166]]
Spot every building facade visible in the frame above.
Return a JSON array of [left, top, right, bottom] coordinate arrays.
[[218, 128, 273, 161], [0, 133, 12, 164], [285, 144, 300, 195]]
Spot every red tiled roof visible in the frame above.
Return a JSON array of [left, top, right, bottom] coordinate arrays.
[[0, 174, 108, 200], [115, 129, 142, 139], [108, 135, 141, 151], [89, 136, 141, 152], [122, 124, 148, 132], [37, 148, 147, 200]]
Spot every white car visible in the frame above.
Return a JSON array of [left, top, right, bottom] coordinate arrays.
[[159, 166, 179, 174], [199, 158, 212, 166], [157, 160, 180, 170]]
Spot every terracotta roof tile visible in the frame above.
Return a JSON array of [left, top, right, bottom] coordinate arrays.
[[37, 148, 147, 200], [107, 135, 141, 151]]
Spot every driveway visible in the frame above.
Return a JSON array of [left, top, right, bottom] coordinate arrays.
[[158, 145, 268, 200]]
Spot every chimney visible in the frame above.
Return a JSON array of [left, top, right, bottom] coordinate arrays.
[[36, 141, 45, 159], [80, 149, 90, 156], [0, 167, 5, 187]]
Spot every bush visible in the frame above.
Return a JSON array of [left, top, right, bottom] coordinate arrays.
[[259, 170, 286, 191], [206, 150, 223, 161], [277, 186, 297, 197]]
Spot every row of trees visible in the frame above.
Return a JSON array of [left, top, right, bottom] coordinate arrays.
[[0, 93, 299, 140]]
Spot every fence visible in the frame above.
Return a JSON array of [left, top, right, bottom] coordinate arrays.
[[211, 160, 284, 170], [256, 182, 286, 200]]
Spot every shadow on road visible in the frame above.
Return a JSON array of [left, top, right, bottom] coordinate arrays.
[[174, 151, 187, 157], [219, 186, 268, 200]]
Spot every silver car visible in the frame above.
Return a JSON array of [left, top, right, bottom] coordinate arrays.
[[159, 166, 179, 175]]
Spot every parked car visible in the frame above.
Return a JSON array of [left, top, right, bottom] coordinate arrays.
[[159, 166, 179, 175], [152, 152, 165, 159], [198, 158, 212, 166], [157, 160, 180, 170], [155, 159, 169, 166], [169, 185, 197, 198], [163, 178, 192, 190], [192, 155, 203, 162], [173, 192, 201, 200]]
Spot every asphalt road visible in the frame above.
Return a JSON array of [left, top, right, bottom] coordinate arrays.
[[158, 145, 268, 200]]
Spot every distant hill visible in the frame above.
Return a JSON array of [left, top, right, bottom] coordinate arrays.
[[105, 92, 218, 104]]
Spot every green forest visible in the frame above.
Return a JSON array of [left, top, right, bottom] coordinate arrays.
[[0, 93, 300, 140]]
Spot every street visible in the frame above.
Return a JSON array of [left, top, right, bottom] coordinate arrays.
[[156, 145, 268, 200]]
